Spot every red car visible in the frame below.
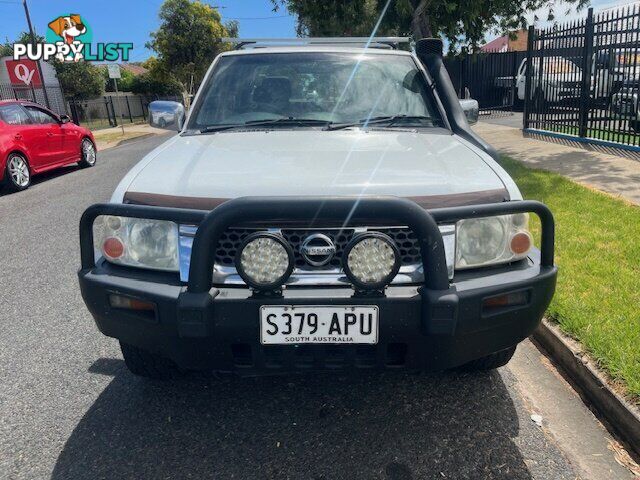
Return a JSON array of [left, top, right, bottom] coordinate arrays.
[[0, 100, 96, 192]]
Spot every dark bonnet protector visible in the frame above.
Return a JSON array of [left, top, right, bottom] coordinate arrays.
[[123, 189, 511, 212]]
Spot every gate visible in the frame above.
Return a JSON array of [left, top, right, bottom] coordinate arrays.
[[524, 5, 640, 149], [445, 49, 527, 115]]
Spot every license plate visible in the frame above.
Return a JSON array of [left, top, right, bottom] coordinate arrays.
[[260, 305, 379, 345]]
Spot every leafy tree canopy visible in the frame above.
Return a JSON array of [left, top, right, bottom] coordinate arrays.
[[1, 32, 45, 57], [271, 0, 588, 49], [52, 60, 104, 100], [129, 58, 183, 96], [103, 67, 136, 92], [146, 0, 238, 92]]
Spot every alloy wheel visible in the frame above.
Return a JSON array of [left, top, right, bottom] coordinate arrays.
[[7, 155, 30, 187], [82, 139, 96, 165]]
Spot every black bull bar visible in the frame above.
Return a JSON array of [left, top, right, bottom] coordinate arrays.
[[79, 196, 555, 337]]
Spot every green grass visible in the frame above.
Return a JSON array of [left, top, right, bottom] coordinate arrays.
[[498, 156, 640, 402], [92, 130, 148, 144], [542, 123, 640, 147]]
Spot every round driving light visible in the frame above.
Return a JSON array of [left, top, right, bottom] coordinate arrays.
[[103, 236, 125, 259], [235, 233, 294, 290], [343, 233, 400, 290], [510, 231, 532, 255]]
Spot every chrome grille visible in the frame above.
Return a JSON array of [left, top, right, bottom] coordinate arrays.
[[216, 228, 261, 266], [179, 225, 456, 285], [214, 228, 422, 269]]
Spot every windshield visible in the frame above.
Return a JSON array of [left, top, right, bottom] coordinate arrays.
[[189, 52, 443, 130]]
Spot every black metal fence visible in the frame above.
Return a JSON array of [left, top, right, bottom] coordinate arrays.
[[445, 49, 527, 115], [68, 94, 184, 131], [0, 82, 67, 116], [524, 5, 640, 148]]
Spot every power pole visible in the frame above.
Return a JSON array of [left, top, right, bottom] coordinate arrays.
[[23, 0, 51, 109]]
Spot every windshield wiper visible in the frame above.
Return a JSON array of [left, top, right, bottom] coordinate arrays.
[[244, 117, 330, 127], [200, 124, 246, 133], [326, 115, 438, 131], [200, 118, 330, 133]]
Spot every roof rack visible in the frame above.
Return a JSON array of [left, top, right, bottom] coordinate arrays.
[[220, 37, 412, 50]]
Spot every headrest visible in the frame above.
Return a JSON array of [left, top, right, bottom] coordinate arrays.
[[254, 76, 292, 101]]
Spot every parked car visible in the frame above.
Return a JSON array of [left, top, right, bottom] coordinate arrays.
[[494, 56, 583, 109], [501, 49, 639, 109], [78, 38, 557, 379], [0, 100, 96, 192], [591, 48, 640, 102], [611, 78, 640, 132]]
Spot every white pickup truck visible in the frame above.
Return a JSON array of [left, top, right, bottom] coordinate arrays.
[[502, 49, 639, 108], [78, 38, 556, 379], [491, 56, 582, 109]]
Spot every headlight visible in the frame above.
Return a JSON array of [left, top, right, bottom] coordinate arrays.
[[455, 214, 532, 269], [343, 233, 400, 290], [93, 216, 179, 271], [235, 233, 294, 290]]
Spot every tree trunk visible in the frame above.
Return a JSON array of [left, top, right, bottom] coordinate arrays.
[[411, 0, 432, 39]]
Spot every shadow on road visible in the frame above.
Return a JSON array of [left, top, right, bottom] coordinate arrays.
[[0, 163, 80, 198], [52, 360, 533, 480]]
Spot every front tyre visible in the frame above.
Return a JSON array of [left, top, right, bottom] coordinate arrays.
[[120, 342, 182, 380], [4, 153, 31, 192], [78, 138, 96, 168], [458, 346, 517, 372]]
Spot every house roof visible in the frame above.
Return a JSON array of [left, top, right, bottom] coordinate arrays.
[[481, 35, 509, 52], [120, 64, 147, 76]]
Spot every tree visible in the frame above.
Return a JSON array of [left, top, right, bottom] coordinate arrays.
[[103, 67, 136, 92], [146, 0, 237, 92], [130, 73, 183, 97], [271, 0, 588, 50], [1, 32, 45, 57], [124, 57, 183, 96], [53, 60, 104, 99]]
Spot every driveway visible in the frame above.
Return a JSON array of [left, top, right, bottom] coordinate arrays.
[[0, 134, 633, 480]]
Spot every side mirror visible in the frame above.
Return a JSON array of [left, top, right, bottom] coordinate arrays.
[[459, 99, 479, 125], [148, 101, 186, 131], [60, 114, 72, 124]]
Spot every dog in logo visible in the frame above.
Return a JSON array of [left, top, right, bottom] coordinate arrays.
[[48, 14, 87, 62]]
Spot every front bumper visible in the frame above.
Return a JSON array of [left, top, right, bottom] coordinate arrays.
[[78, 197, 557, 374]]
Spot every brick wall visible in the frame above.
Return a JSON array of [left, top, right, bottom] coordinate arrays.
[[507, 29, 529, 51]]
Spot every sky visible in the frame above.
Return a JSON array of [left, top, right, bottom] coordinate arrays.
[[0, 0, 637, 59], [483, 0, 639, 43], [0, 0, 298, 62]]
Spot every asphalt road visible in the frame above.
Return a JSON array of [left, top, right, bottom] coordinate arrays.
[[0, 134, 622, 480]]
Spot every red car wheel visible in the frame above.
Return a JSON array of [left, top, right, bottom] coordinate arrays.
[[4, 153, 31, 192]]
